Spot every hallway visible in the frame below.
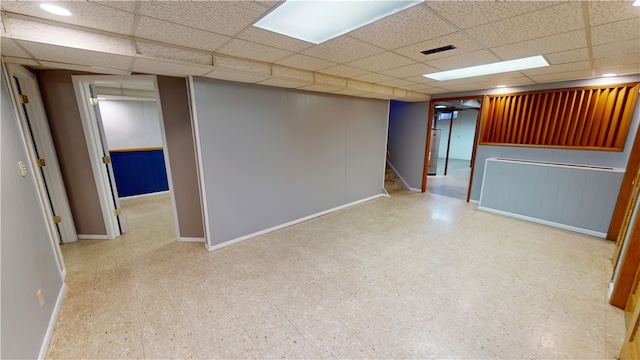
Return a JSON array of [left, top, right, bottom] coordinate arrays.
[[426, 158, 472, 201], [48, 191, 624, 359]]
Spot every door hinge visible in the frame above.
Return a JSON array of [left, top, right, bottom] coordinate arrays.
[[18, 94, 29, 104], [89, 97, 99, 106], [52, 216, 61, 224], [102, 156, 111, 164], [37, 158, 46, 167], [113, 209, 121, 216]]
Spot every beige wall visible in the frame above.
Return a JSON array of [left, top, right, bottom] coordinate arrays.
[[36, 69, 106, 236], [156, 76, 204, 239]]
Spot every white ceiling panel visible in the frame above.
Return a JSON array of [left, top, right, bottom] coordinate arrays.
[[135, 16, 230, 53], [521, 61, 591, 76], [595, 54, 640, 69], [6, 17, 134, 55], [1, 1, 135, 35], [316, 65, 369, 78], [348, 5, 457, 50], [132, 58, 212, 77], [477, 77, 536, 89], [378, 79, 419, 88], [394, 32, 483, 62], [138, 1, 270, 36], [276, 54, 336, 72], [19, 41, 133, 71], [203, 69, 269, 84], [301, 36, 384, 63], [258, 78, 309, 89], [39, 60, 130, 75], [214, 57, 271, 76], [379, 63, 439, 79], [1, 38, 30, 58], [426, 1, 555, 30], [529, 70, 594, 84], [89, 1, 136, 13], [426, 50, 501, 71], [595, 64, 640, 77], [466, 2, 585, 48], [348, 52, 415, 72], [545, 48, 590, 65], [588, 1, 640, 26], [592, 39, 640, 59], [217, 39, 292, 63], [591, 18, 640, 46], [236, 26, 314, 53], [490, 30, 587, 60], [135, 41, 212, 66]]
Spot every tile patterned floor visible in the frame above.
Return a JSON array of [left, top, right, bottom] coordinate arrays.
[[47, 191, 625, 359]]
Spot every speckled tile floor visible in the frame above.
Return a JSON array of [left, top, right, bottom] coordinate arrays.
[[47, 191, 625, 359]]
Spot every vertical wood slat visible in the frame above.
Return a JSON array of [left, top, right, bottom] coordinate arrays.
[[480, 83, 638, 150]]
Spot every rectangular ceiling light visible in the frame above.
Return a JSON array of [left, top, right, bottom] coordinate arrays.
[[423, 55, 549, 81], [254, 0, 424, 44]]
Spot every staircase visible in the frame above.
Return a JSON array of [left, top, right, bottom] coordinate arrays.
[[384, 167, 403, 193]]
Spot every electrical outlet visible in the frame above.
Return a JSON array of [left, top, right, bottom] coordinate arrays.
[[18, 161, 27, 177], [37, 289, 44, 307]]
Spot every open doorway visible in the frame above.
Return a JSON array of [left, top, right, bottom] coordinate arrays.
[[423, 97, 483, 202], [71, 75, 180, 242]]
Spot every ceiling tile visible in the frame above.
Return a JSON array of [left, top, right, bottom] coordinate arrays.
[[595, 64, 640, 77], [399, 83, 440, 92], [476, 77, 536, 89], [316, 65, 369, 78], [3, 57, 39, 66], [214, 57, 271, 76], [19, 40, 133, 71], [302, 36, 384, 63], [545, 48, 590, 65], [594, 54, 640, 68], [314, 73, 347, 88], [490, 30, 587, 60], [89, 1, 136, 13], [404, 75, 439, 84], [437, 82, 487, 92], [592, 38, 640, 59], [136, 41, 212, 65], [236, 26, 314, 53], [426, 50, 501, 71], [529, 70, 593, 83], [348, 52, 415, 72], [348, 5, 457, 50], [377, 79, 418, 88], [138, 1, 270, 36], [1, 1, 135, 35], [521, 61, 591, 76], [351, 73, 395, 83], [379, 63, 439, 79], [217, 39, 292, 63], [132, 58, 212, 77], [258, 78, 309, 89], [466, 2, 585, 48], [276, 54, 336, 71], [203, 69, 269, 84], [272, 66, 313, 83], [591, 18, 640, 46], [135, 16, 230, 52], [39, 60, 130, 75], [394, 32, 482, 62], [426, 1, 555, 30], [1, 38, 31, 58], [6, 18, 134, 55], [588, 1, 640, 26]]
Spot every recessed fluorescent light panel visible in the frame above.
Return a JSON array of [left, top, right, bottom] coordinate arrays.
[[254, 0, 424, 44], [423, 55, 549, 81], [40, 4, 72, 16]]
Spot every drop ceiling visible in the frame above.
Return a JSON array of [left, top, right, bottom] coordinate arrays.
[[1, 1, 638, 102]]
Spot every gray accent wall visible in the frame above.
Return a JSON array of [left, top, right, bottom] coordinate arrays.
[[2, 66, 64, 359], [192, 79, 388, 246], [387, 100, 429, 190]]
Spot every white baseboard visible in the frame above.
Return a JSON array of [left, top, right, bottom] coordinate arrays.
[[178, 237, 205, 243], [478, 206, 606, 238], [77, 234, 108, 240], [119, 190, 169, 201], [469, 199, 479, 204], [38, 282, 67, 360], [409, 187, 421, 192], [207, 193, 386, 252]]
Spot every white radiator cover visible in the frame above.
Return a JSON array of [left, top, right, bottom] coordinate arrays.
[[478, 157, 624, 237]]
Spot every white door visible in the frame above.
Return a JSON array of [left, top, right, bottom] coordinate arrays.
[[7, 63, 78, 244]]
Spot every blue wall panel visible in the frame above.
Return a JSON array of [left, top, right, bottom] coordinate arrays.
[[110, 149, 169, 197]]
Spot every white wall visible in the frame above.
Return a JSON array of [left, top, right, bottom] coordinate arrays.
[[435, 109, 477, 161], [1, 66, 64, 359], [98, 100, 162, 150]]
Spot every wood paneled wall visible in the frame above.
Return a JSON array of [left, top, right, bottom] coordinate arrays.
[[480, 83, 639, 150]]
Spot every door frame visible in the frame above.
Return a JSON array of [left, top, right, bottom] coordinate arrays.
[[421, 96, 484, 202], [2, 62, 66, 276], [71, 75, 181, 241]]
